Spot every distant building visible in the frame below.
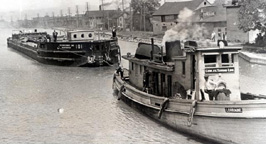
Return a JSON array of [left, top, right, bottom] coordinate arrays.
[[152, 0, 227, 40], [117, 12, 130, 30], [152, 0, 211, 34], [192, 1, 227, 41], [83, 9, 123, 30]]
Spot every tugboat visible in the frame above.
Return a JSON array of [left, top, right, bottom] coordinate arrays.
[[7, 29, 121, 66], [113, 39, 266, 144]]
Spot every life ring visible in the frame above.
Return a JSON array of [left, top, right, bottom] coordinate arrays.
[[217, 81, 227, 89], [118, 85, 125, 100]]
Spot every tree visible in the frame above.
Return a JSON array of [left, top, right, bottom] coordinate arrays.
[[238, 0, 266, 33], [131, 0, 160, 31]]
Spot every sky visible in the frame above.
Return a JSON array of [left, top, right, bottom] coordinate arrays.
[[0, 0, 101, 21], [0, 0, 100, 12], [0, 0, 216, 21]]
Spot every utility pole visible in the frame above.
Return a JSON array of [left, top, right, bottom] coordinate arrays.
[[143, 4, 146, 32], [52, 12, 55, 27], [122, 0, 125, 31], [76, 5, 79, 28], [86, 2, 89, 11], [130, 1, 133, 31], [25, 14, 27, 28], [101, 0, 105, 30], [140, 6, 142, 31], [68, 7, 71, 17], [37, 13, 39, 26], [86, 2, 90, 28], [68, 7, 71, 26]]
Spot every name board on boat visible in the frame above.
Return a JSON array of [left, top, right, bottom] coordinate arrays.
[[225, 107, 242, 113], [205, 68, 235, 74], [58, 44, 74, 49]]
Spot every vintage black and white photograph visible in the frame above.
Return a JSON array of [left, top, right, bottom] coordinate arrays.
[[1, 0, 266, 143]]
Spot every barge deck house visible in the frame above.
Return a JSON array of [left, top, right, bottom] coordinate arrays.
[[113, 39, 266, 144], [7, 30, 121, 66]]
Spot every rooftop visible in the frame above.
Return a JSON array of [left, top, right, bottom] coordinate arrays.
[[153, 0, 205, 16]]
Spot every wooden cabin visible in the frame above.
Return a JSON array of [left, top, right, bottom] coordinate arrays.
[[67, 30, 95, 41], [123, 40, 242, 101]]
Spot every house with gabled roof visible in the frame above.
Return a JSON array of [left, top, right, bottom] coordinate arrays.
[[152, 0, 227, 40], [152, 0, 211, 34]]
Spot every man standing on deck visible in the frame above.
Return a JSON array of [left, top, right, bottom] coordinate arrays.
[[204, 75, 217, 100], [112, 26, 117, 38], [53, 30, 58, 42]]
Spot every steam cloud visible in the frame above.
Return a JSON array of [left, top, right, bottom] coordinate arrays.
[[162, 7, 212, 47]]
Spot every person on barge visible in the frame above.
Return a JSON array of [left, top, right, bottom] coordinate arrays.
[[53, 30, 58, 42]]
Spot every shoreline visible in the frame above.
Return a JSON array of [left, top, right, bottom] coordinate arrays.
[[22, 27, 266, 65]]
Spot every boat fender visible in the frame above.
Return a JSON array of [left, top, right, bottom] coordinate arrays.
[[187, 100, 197, 127], [158, 98, 170, 119], [118, 85, 125, 100]]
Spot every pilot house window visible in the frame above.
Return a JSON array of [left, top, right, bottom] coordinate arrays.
[[221, 54, 229, 63], [204, 55, 217, 67], [73, 34, 77, 38], [204, 55, 217, 63]]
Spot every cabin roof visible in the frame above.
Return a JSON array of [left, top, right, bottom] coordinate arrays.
[[68, 30, 94, 33], [196, 46, 242, 52], [122, 55, 174, 72]]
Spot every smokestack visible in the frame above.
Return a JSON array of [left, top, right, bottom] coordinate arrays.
[[151, 38, 154, 61], [165, 41, 182, 62]]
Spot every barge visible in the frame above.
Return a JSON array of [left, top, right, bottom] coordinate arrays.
[[7, 30, 121, 66], [113, 39, 266, 144]]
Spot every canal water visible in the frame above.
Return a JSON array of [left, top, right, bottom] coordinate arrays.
[[0, 28, 265, 144]]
